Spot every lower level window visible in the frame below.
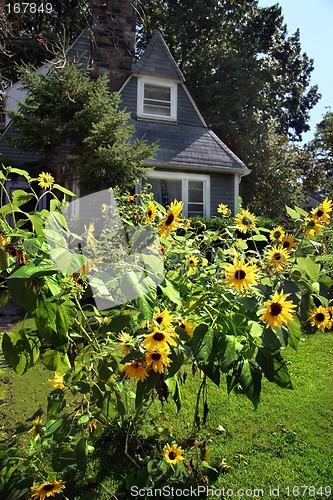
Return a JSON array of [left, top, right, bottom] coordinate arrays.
[[146, 172, 210, 218]]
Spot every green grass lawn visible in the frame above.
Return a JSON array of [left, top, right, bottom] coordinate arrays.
[[1, 332, 332, 499]]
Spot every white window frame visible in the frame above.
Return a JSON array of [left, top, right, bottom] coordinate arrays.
[[137, 77, 178, 122], [146, 171, 210, 218]]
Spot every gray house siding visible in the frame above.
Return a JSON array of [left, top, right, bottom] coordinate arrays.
[[120, 77, 204, 128], [210, 173, 235, 215]]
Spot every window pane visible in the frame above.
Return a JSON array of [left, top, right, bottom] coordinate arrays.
[[143, 102, 170, 116], [149, 178, 182, 207], [188, 202, 204, 217], [144, 85, 170, 102]]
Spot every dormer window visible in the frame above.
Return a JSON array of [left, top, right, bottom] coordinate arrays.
[[137, 78, 177, 121]]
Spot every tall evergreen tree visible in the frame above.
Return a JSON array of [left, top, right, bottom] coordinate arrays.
[[7, 59, 156, 194]]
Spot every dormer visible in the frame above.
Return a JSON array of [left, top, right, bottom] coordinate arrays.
[[131, 32, 185, 124]]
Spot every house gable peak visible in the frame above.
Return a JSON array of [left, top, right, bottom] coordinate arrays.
[[132, 31, 185, 82]]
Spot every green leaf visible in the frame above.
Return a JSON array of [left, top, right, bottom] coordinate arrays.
[[135, 371, 161, 409], [47, 391, 66, 419], [296, 256, 320, 282], [11, 189, 35, 207], [2, 331, 40, 375], [285, 205, 302, 220], [75, 438, 87, 472], [216, 334, 238, 372], [158, 278, 181, 305], [52, 183, 76, 196], [134, 288, 156, 321], [7, 278, 37, 314], [287, 316, 301, 351], [191, 324, 213, 364], [35, 296, 76, 349], [108, 314, 131, 332], [146, 459, 168, 480], [44, 418, 64, 437], [52, 446, 77, 472], [9, 259, 56, 279], [41, 350, 71, 374], [165, 376, 182, 412], [239, 359, 262, 409], [7, 167, 31, 181], [256, 348, 293, 389]]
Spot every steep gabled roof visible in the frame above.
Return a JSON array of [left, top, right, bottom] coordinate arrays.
[[132, 32, 185, 82]]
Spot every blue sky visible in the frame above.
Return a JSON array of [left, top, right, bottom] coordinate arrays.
[[258, 0, 333, 142]]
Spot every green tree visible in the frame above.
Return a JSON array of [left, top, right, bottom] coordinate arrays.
[[0, 0, 88, 87], [139, 0, 320, 211], [6, 58, 156, 194], [306, 111, 333, 197], [242, 122, 312, 218]]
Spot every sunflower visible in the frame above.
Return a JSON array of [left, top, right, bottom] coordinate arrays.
[[259, 290, 297, 329], [234, 209, 257, 233], [117, 331, 134, 355], [309, 306, 331, 331], [163, 443, 185, 465], [280, 234, 296, 252], [266, 245, 289, 270], [31, 480, 65, 500], [48, 372, 64, 390], [38, 172, 55, 189], [186, 255, 199, 268], [152, 309, 173, 330], [224, 257, 258, 292], [85, 418, 97, 433], [0, 234, 10, 246], [217, 203, 231, 216], [142, 329, 177, 350], [178, 319, 196, 337], [269, 226, 285, 242], [123, 361, 148, 382], [30, 416, 43, 441], [145, 348, 172, 373], [327, 307, 333, 330], [304, 217, 324, 238], [311, 197, 332, 224], [146, 201, 158, 223], [158, 199, 184, 238]]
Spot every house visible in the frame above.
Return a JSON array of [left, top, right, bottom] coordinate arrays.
[[0, 0, 250, 217]]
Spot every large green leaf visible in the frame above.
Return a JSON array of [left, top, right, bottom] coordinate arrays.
[[2, 330, 40, 375], [35, 296, 76, 349], [256, 348, 293, 389], [239, 359, 262, 409], [296, 256, 320, 282], [52, 446, 77, 472], [7, 279, 37, 314], [11, 189, 35, 208], [287, 317, 301, 351], [165, 376, 182, 413], [41, 349, 71, 374], [158, 278, 181, 305], [135, 371, 161, 409], [191, 324, 213, 364]]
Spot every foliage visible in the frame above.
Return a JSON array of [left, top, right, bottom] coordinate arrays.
[[0, 0, 88, 86], [306, 111, 333, 197], [5, 60, 156, 193], [0, 165, 332, 497]]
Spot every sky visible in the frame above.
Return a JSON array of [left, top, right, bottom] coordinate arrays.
[[257, 0, 333, 143]]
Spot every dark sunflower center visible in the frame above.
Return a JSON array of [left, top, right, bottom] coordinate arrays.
[[147, 210, 152, 217], [274, 253, 282, 261], [180, 323, 186, 329], [153, 332, 165, 341], [270, 303, 282, 316], [151, 353, 162, 361], [133, 361, 140, 368], [316, 209, 324, 217], [166, 214, 175, 225], [274, 231, 281, 239], [156, 316, 163, 324], [168, 451, 176, 460], [43, 484, 55, 492], [282, 241, 290, 249], [235, 270, 246, 280], [189, 259, 194, 264], [315, 313, 325, 322], [242, 216, 252, 225]]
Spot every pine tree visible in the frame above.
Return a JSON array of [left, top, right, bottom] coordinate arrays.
[[7, 58, 156, 194]]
